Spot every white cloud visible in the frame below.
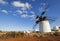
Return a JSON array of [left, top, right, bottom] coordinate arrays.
[[30, 11, 36, 19], [12, 1, 32, 9], [21, 7, 27, 11], [16, 10, 23, 14], [20, 11, 36, 19], [19, 11, 36, 19], [30, 11, 35, 14], [25, 2, 31, 9], [2, 10, 8, 14], [16, 10, 28, 15], [29, 14, 36, 19], [12, 1, 25, 7], [21, 14, 28, 18], [23, 10, 28, 14], [0, 0, 8, 4]]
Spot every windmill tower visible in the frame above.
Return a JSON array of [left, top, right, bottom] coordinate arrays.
[[33, 6, 55, 32], [39, 16, 51, 32]]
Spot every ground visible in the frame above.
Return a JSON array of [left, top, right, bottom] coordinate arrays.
[[0, 36, 60, 41]]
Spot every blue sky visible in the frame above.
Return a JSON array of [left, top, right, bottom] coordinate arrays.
[[0, 0, 60, 31]]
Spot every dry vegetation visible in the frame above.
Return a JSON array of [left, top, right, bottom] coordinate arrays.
[[0, 31, 60, 41], [0, 31, 60, 38]]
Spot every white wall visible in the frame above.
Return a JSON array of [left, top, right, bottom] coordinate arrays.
[[39, 20, 51, 32]]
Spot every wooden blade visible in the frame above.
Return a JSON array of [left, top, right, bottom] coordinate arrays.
[[41, 6, 48, 16], [36, 16, 39, 19]]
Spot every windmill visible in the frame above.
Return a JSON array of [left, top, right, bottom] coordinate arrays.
[[33, 5, 55, 32]]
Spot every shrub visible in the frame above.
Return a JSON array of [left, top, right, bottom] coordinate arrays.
[[53, 32, 60, 36]]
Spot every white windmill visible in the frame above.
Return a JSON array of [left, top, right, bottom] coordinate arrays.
[[33, 6, 55, 32]]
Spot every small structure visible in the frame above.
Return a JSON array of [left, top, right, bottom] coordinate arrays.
[[52, 26, 60, 32], [24, 30, 31, 33], [53, 26, 59, 30]]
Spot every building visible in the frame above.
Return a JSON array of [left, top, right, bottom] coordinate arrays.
[[52, 26, 60, 32]]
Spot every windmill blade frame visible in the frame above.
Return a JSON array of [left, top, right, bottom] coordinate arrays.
[[33, 23, 38, 31], [47, 16, 57, 21], [40, 5, 49, 16]]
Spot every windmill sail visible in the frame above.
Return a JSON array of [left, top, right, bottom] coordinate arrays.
[[33, 24, 37, 29], [41, 6, 48, 16]]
